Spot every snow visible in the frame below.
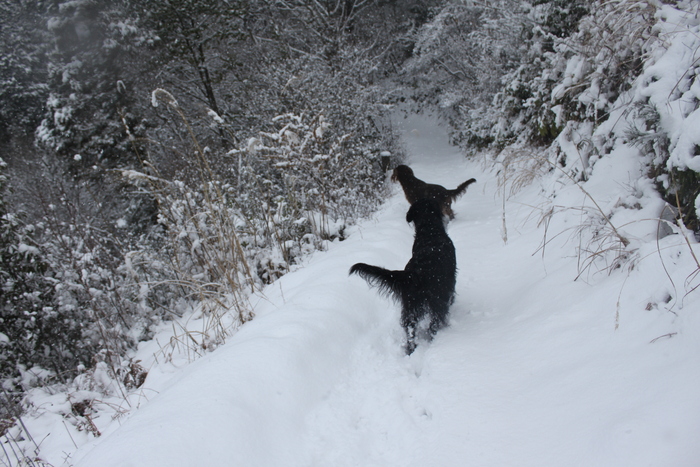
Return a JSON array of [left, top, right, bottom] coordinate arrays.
[[639, 4, 700, 172], [55, 112, 700, 467]]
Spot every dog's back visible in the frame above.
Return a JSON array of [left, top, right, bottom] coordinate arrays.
[[404, 199, 456, 327], [350, 199, 456, 353], [424, 178, 476, 204]]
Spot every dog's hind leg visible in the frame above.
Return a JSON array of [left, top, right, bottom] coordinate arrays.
[[427, 315, 444, 340], [401, 307, 425, 355], [404, 326, 417, 355]]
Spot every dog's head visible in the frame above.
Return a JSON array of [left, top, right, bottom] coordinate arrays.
[[406, 198, 444, 227], [391, 165, 414, 183]]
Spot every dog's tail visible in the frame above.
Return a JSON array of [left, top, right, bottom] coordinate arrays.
[[447, 177, 476, 201], [349, 263, 407, 300]]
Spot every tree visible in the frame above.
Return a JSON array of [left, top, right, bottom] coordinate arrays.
[[37, 0, 153, 170], [0, 0, 50, 153], [138, 0, 248, 120], [402, 1, 525, 135]]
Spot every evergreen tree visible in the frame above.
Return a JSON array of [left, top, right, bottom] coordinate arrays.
[[0, 0, 50, 152], [37, 0, 153, 170]]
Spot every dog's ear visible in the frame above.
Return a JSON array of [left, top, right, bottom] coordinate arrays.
[[406, 203, 416, 224]]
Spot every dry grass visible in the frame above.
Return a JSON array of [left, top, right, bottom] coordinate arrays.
[[122, 89, 259, 359], [496, 144, 632, 281]]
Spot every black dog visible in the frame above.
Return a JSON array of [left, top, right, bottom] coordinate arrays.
[[391, 165, 476, 220], [350, 199, 457, 354]]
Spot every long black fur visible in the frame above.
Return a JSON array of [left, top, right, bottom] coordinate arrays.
[[349, 199, 457, 354], [391, 164, 476, 220]]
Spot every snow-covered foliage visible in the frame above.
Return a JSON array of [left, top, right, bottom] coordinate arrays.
[[486, 0, 654, 148], [0, 159, 87, 408], [403, 0, 524, 107], [144, 89, 392, 283], [37, 0, 153, 167], [0, 1, 48, 142], [633, 2, 700, 231], [518, 0, 700, 244], [230, 112, 386, 259]]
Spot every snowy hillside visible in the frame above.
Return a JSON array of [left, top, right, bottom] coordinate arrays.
[[55, 112, 700, 466]]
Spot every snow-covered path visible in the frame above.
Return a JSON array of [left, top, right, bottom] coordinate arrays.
[[73, 113, 700, 467]]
